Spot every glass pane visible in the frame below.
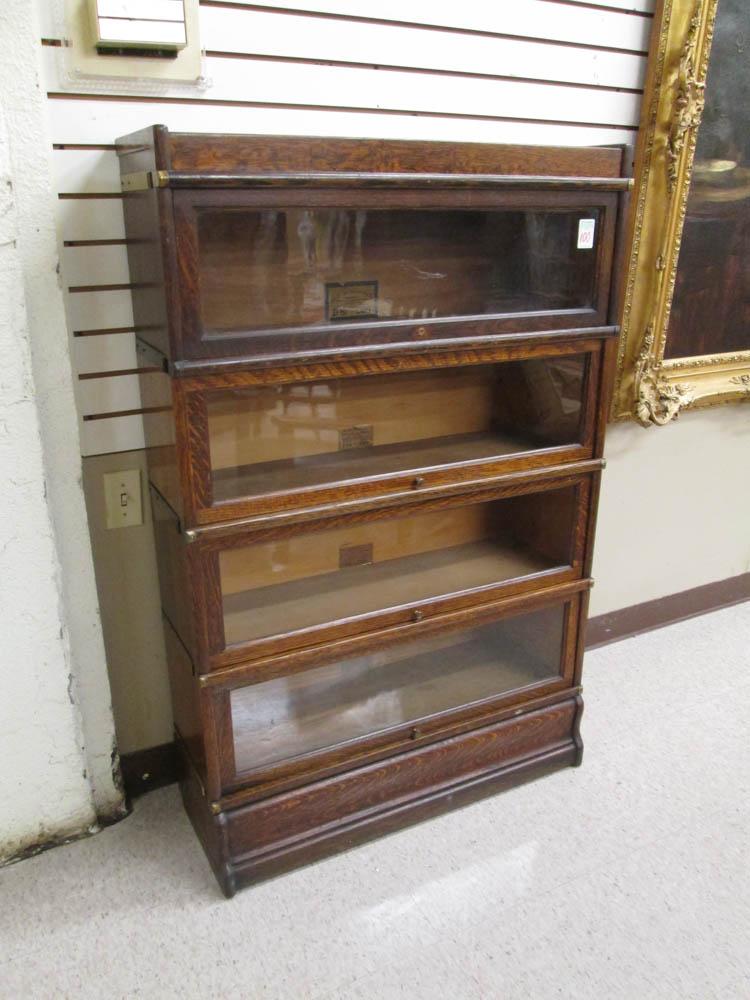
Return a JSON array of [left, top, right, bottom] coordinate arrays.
[[197, 208, 600, 333], [220, 486, 576, 647], [208, 358, 586, 505], [665, 0, 750, 359], [230, 603, 566, 773]]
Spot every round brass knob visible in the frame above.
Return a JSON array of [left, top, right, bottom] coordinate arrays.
[[412, 476, 425, 489], [411, 609, 424, 623]]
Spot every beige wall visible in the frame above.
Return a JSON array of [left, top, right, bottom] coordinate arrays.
[[592, 405, 750, 616], [82, 452, 173, 753], [84, 401, 750, 754]]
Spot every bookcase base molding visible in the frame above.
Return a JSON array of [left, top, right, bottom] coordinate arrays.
[[180, 693, 582, 898]]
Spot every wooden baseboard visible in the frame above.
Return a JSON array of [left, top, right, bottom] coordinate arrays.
[[120, 740, 181, 800], [586, 572, 750, 649], [120, 573, 750, 795]]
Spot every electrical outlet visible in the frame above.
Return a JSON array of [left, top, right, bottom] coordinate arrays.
[[103, 469, 143, 529]]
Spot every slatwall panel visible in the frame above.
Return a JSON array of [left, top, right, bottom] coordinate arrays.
[[38, 0, 654, 456]]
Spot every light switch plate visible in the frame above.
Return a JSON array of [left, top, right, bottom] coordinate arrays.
[[103, 469, 143, 529]]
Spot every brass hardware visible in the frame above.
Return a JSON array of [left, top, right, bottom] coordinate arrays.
[[410, 727, 422, 740], [412, 476, 425, 489], [627, 177, 635, 190], [184, 528, 198, 543], [411, 609, 424, 623], [415, 325, 428, 339], [120, 169, 171, 191]]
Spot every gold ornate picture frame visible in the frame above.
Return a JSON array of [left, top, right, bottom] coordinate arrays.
[[612, 0, 750, 424]]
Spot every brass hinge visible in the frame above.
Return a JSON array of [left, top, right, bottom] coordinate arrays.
[[120, 169, 170, 191]]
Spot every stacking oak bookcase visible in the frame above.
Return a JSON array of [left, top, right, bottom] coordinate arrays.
[[117, 127, 629, 896]]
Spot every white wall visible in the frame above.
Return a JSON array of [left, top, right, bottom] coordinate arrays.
[[27, 0, 750, 755], [0, 0, 124, 863]]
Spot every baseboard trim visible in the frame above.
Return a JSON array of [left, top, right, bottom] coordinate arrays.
[[586, 572, 750, 649], [120, 740, 181, 800], [120, 573, 750, 795]]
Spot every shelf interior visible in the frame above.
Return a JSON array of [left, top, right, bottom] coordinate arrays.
[[208, 359, 586, 504], [212, 428, 538, 502], [197, 208, 599, 333], [220, 485, 577, 646], [230, 602, 566, 773], [223, 538, 554, 645]]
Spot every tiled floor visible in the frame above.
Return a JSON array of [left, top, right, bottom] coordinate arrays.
[[1, 603, 749, 999]]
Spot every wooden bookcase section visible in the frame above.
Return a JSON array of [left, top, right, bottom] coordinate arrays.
[[118, 127, 628, 896]]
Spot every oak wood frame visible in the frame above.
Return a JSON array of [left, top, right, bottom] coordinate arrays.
[[117, 128, 627, 896], [172, 334, 606, 526], [173, 187, 618, 362]]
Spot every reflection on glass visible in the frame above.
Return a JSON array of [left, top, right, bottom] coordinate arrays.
[[219, 486, 576, 646], [197, 208, 599, 333], [230, 604, 565, 773], [207, 358, 586, 504], [666, 0, 750, 359]]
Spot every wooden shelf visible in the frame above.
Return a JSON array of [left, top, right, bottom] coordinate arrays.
[[222, 538, 556, 645], [212, 429, 545, 502], [230, 614, 561, 773]]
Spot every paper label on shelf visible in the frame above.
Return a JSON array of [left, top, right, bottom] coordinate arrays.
[[577, 218, 596, 250], [325, 280, 379, 321], [339, 425, 374, 450], [339, 543, 374, 569]]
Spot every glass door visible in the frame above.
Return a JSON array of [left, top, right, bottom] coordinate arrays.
[[218, 597, 576, 786]]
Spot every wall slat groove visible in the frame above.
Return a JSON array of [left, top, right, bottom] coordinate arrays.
[[74, 327, 136, 337], [64, 239, 130, 247], [198, 2, 652, 53], [69, 283, 135, 293], [79, 368, 161, 380], [197, 8, 647, 90], [46, 90, 640, 133], [204, 51, 644, 96], [549, 0, 651, 15], [83, 406, 170, 422]]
